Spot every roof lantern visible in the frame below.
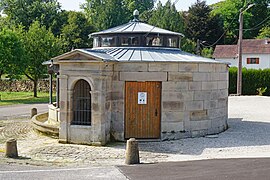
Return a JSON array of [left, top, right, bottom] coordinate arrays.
[[90, 10, 184, 49]]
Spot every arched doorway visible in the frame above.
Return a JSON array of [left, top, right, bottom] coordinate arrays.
[[72, 79, 91, 125]]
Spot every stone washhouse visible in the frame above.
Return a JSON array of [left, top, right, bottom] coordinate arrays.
[[45, 11, 229, 145]]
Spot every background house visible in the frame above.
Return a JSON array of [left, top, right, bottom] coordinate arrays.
[[213, 39, 270, 69]]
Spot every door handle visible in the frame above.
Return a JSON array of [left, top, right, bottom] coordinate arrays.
[[155, 109, 158, 116]]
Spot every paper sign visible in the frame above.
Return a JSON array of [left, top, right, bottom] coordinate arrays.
[[138, 92, 147, 104]]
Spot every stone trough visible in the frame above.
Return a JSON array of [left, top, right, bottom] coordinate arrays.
[[31, 112, 59, 136]]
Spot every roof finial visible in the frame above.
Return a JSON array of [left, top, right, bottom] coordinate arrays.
[[133, 9, 139, 21]]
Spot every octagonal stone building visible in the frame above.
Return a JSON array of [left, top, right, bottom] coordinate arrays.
[[48, 12, 228, 145]]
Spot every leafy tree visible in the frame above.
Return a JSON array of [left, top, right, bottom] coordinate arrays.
[[181, 38, 196, 54], [257, 26, 270, 39], [148, 0, 184, 33], [212, 0, 270, 44], [61, 11, 96, 51], [123, 0, 155, 19], [0, 16, 8, 30], [23, 21, 62, 97], [0, 28, 25, 79], [82, 0, 128, 30], [201, 47, 214, 58], [0, 0, 61, 31], [82, 0, 155, 30], [50, 10, 69, 36], [184, 0, 223, 46]]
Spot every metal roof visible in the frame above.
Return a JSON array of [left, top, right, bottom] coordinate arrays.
[[77, 47, 221, 63], [90, 21, 184, 37]]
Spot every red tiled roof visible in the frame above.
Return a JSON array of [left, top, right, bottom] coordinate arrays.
[[213, 45, 237, 58], [213, 39, 270, 58]]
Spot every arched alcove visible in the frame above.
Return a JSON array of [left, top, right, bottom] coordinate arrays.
[[72, 79, 91, 126]]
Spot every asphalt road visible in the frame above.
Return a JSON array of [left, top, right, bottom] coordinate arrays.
[[118, 158, 270, 180], [0, 164, 127, 180], [0, 103, 48, 120]]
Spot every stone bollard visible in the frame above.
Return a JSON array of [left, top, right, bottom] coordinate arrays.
[[5, 138, 18, 158], [31, 108, 37, 118], [125, 138, 140, 165]]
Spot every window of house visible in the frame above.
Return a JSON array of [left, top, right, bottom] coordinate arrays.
[[247, 58, 259, 64], [146, 36, 163, 46], [167, 37, 178, 47], [101, 37, 116, 47], [72, 79, 91, 126], [120, 36, 140, 46], [93, 37, 100, 48]]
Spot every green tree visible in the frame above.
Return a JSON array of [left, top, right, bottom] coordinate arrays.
[[50, 10, 69, 36], [212, 0, 270, 43], [148, 0, 184, 33], [23, 21, 62, 97], [257, 26, 270, 38], [123, 0, 155, 19], [0, 0, 61, 31], [181, 38, 196, 54], [201, 47, 214, 58], [82, 0, 128, 30], [82, 0, 155, 30], [184, 0, 223, 46], [0, 28, 25, 78], [61, 11, 96, 51]]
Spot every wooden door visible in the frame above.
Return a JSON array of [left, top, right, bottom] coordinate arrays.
[[125, 81, 161, 139]]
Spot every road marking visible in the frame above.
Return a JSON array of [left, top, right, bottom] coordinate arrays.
[[0, 167, 104, 174]]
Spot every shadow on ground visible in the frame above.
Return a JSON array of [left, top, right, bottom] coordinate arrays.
[[138, 118, 270, 155], [2, 117, 270, 164]]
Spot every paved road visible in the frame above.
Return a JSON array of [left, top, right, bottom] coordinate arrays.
[[118, 158, 270, 180], [0, 103, 48, 120], [0, 164, 127, 180]]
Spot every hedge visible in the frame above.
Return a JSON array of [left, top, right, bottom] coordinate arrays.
[[229, 67, 270, 96]]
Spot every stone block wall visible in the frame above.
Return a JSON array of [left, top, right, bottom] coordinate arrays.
[[57, 60, 228, 145], [111, 62, 228, 141], [58, 62, 113, 145], [0, 80, 56, 92]]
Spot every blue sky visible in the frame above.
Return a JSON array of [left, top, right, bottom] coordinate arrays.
[[58, 0, 222, 12]]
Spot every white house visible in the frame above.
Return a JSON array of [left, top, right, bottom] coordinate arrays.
[[213, 39, 270, 69]]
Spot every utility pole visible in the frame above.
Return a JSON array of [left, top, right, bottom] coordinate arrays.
[[237, 10, 243, 95], [237, 4, 255, 95], [196, 39, 200, 55]]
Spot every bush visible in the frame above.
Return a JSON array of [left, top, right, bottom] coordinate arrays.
[[229, 67, 270, 96]]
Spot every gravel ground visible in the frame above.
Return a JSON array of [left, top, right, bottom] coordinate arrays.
[[1, 96, 270, 166]]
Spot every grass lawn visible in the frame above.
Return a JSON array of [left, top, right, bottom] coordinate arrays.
[[0, 91, 54, 106]]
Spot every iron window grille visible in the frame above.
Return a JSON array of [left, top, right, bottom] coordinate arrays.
[[72, 80, 91, 126]]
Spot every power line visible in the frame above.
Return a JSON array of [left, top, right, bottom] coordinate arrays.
[[200, 13, 239, 48], [243, 16, 270, 31]]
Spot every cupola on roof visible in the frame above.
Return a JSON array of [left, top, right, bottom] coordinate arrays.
[[90, 10, 184, 37], [49, 10, 224, 64], [90, 20, 184, 37]]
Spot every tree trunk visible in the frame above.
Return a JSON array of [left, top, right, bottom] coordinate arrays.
[[24, 73, 38, 98], [0, 70, 3, 80], [33, 80, 38, 97]]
